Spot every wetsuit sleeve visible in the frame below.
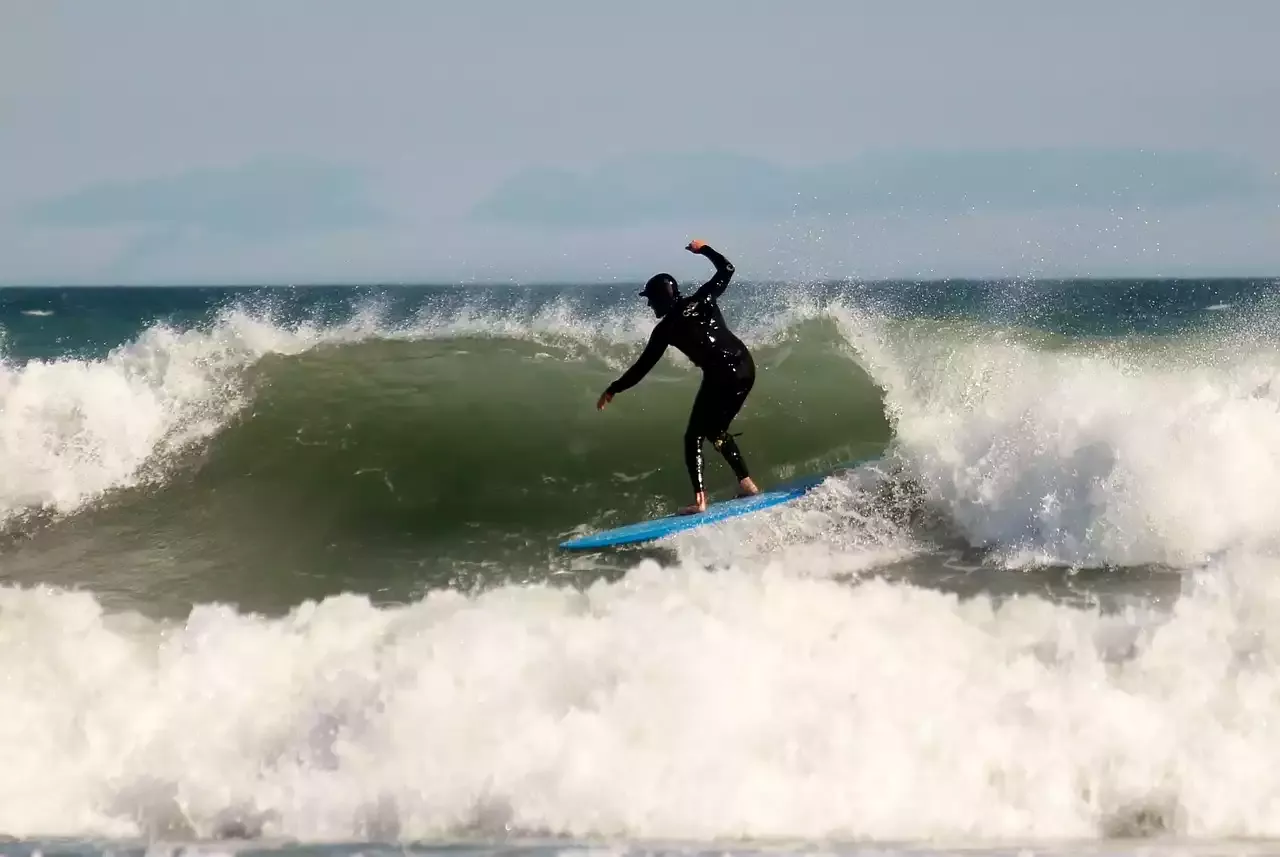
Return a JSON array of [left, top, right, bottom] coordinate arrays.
[[692, 245, 735, 301], [606, 323, 669, 395]]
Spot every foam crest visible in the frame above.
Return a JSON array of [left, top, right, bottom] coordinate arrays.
[[4, 552, 1280, 842], [0, 309, 340, 523], [410, 295, 657, 346], [831, 304, 1280, 567], [396, 291, 831, 370]]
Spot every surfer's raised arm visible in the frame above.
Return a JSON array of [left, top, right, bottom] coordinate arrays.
[[687, 240, 735, 301], [596, 324, 669, 410]]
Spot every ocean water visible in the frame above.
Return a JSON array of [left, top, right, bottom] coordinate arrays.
[[1, 277, 1280, 856]]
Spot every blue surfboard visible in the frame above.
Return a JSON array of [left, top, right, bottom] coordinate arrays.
[[558, 458, 875, 551]]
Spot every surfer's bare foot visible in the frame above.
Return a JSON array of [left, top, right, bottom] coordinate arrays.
[[679, 492, 707, 515], [738, 477, 760, 497]]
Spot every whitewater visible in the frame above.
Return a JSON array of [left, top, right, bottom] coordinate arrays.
[[1, 279, 1279, 853]]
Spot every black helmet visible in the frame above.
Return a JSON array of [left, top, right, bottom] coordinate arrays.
[[640, 273, 680, 318], [639, 273, 678, 299]]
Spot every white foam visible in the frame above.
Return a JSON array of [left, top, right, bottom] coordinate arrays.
[[0, 312, 322, 522], [666, 462, 921, 577], [3, 549, 1280, 842], [831, 304, 1280, 568]]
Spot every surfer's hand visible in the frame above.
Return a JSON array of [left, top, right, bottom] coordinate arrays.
[[685, 239, 706, 253], [596, 391, 613, 410]]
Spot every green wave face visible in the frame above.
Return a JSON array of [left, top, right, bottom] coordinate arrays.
[[45, 318, 889, 611]]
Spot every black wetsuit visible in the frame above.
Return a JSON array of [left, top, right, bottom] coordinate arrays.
[[606, 246, 755, 495]]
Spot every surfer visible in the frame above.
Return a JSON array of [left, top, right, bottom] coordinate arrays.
[[597, 239, 760, 515]]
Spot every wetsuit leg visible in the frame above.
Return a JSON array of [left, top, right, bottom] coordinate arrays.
[[709, 378, 753, 480], [683, 361, 755, 494]]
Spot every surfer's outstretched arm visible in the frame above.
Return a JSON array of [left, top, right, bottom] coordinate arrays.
[[600, 325, 669, 406], [687, 239, 735, 301]]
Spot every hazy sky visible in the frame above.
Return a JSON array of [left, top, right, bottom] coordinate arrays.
[[3, 1, 1279, 284]]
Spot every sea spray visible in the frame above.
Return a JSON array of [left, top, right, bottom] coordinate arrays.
[[833, 303, 1280, 567]]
